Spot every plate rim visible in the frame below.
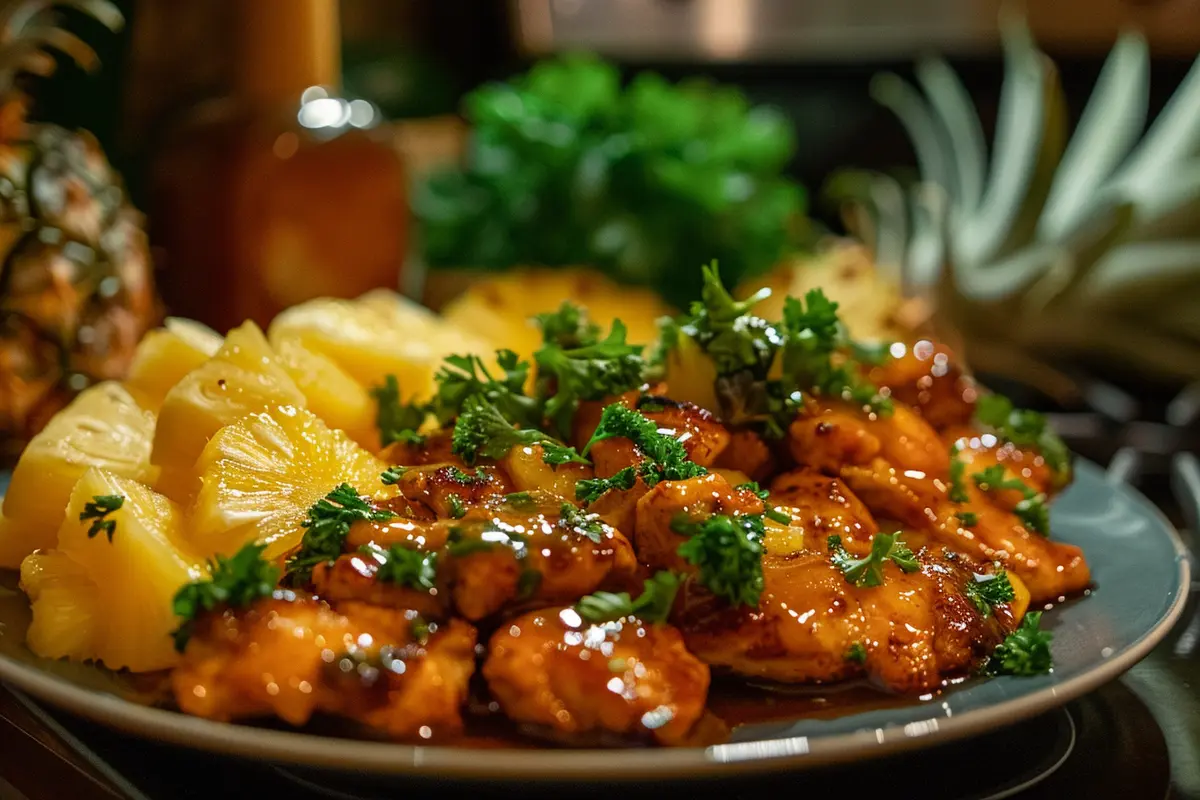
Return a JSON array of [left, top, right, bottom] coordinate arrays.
[[0, 459, 1190, 779]]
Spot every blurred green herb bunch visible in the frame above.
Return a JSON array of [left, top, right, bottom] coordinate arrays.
[[414, 53, 811, 308]]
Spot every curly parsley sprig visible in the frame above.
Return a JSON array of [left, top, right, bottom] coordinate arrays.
[[451, 395, 587, 466], [672, 513, 765, 607], [431, 350, 540, 428], [975, 394, 1071, 486], [370, 375, 428, 447], [285, 484, 396, 585], [80, 494, 123, 542], [359, 543, 439, 591], [973, 465, 1050, 535], [535, 318, 645, 437], [828, 531, 919, 588], [985, 611, 1053, 676], [575, 403, 708, 502], [576, 570, 680, 624], [965, 570, 1016, 617], [172, 542, 280, 651]]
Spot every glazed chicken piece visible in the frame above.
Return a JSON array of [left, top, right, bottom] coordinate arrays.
[[483, 606, 710, 745], [391, 463, 514, 519], [839, 459, 1089, 603], [789, 397, 949, 478], [765, 468, 879, 554], [865, 340, 977, 430], [945, 427, 1060, 498], [714, 429, 777, 482], [312, 549, 447, 620], [673, 548, 1013, 692], [633, 472, 764, 572], [380, 430, 464, 468], [172, 594, 476, 739]]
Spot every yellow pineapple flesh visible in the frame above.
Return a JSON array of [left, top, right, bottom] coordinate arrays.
[[0, 381, 157, 567], [124, 317, 223, 409], [152, 321, 305, 502], [21, 468, 205, 672], [189, 405, 392, 561], [273, 338, 377, 449]]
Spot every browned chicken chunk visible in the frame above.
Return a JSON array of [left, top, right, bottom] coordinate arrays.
[[483, 606, 710, 745], [865, 340, 977, 430], [392, 463, 513, 519], [633, 472, 764, 572], [789, 397, 949, 478], [172, 594, 476, 738], [766, 468, 880, 554]]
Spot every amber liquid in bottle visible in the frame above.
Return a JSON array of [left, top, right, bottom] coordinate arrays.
[[148, 0, 407, 332]]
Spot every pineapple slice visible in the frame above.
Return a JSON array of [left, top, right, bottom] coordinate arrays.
[[273, 338, 377, 449], [190, 405, 392, 561], [0, 382, 157, 567], [21, 469, 205, 672], [125, 317, 223, 408], [269, 291, 493, 403], [152, 321, 306, 502], [438, 268, 674, 368]]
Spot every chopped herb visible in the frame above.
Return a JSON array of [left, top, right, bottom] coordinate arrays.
[[447, 466, 489, 485], [985, 611, 1053, 676], [535, 319, 645, 436], [578, 403, 707, 497], [965, 570, 1016, 617], [516, 568, 543, 599], [845, 642, 868, 664], [503, 491, 536, 509], [957, 511, 980, 527], [446, 494, 467, 519], [765, 506, 792, 525], [370, 375, 428, 447], [444, 528, 497, 557], [948, 445, 971, 503], [534, 301, 601, 350], [80, 494, 123, 542], [445, 524, 529, 558], [735, 481, 769, 501], [575, 464, 638, 504], [431, 350, 540, 428], [828, 531, 919, 588], [972, 465, 1050, 535], [285, 484, 396, 585], [360, 543, 439, 591], [576, 570, 680, 624], [451, 395, 587, 466], [171, 542, 280, 651], [411, 616, 432, 643], [975, 394, 1071, 484], [559, 503, 606, 543], [381, 465, 409, 486], [673, 514, 765, 607], [676, 261, 777, 378]]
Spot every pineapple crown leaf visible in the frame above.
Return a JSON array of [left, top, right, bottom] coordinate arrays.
[[0, 0, 122, 90]]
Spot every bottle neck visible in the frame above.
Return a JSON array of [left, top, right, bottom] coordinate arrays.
[[234, 0, 341, 105]]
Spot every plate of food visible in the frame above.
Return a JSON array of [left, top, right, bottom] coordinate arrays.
[[0, 264, 1187, 780]]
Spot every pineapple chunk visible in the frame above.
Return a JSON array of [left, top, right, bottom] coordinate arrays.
[[190, 405, 392, 561], [438, 268, 674, 368], [21, 469, 205, 672], [273, 338, 377, 449], [125, 317, 223, 408], [152, 321, 306, 502], [269, 291, 493, 403], [0, 382, 157, 567]]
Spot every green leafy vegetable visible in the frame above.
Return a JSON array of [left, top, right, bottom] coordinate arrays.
[[431, 350, 539, 428], [974, 394, 1071, 484], [503, 491, 536, 508], [575, 465, 638, 504], [948, 446, 971, 503], [828, 531, 919, 588], [285, 484, 396, 585], [381, 465, 408, 486], [445, 523, 529, 558], [581, 403, 708, 488], [79, 494, 123, 542], [673, 513, 765, 607], [370, 375, 427, 447], [576, 570, 681, 624], [972, 465, 1050, 535], [414, 53, 808, 308], [360, 543, 439, 591], [534, 301, 601, 349], [559, 503, 605, 543], [965, 570, 1016, 617], [171, 542, 280, 651], [451, 395, 586, 466], [447, 466, 489, 485], [734, 481, 790, 524], [845, 642, 868, 664], [985, 611, 1053, 676], [535, 319, 645, 436], [446, 494, 467, 519]]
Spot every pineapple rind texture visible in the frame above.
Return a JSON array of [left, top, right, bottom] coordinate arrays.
[[189, 405, 393, 562], [22, 468, 204, 673]]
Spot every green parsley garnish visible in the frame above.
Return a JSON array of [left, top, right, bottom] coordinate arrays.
[[972, 465, 1050, 535], [431, 350, 540, 428], [285, 484, 396, 585], [535, 319, 645, 436], [534, 301, 601, 349], [447, 466, 489, 485], [446, 494, 467, 519], [965, 570, 1016, 617], [828, 531, 919, 588], [948, 445, 971, 503], [559, 503, 605, 543], [360, 543, 438, 591], [370, 375, 427, 447], [957, 511, 980, 527], [735, 481, 791, 524], [975, 394, 1071, 485], [503, 491, 536, 508], [444, 523, 529, 558], [577, 403, 707, 499], [672, 513, 765, 607], [451, 395, 587, 466], [517, 568, 543, 599], [381, 465, 408, 486], [80, 494, 123, 542], [845, 642, 868, 664], [985, 611, 1053, 676], [576, 570, 680, 624], [171, 542, 280, 651]]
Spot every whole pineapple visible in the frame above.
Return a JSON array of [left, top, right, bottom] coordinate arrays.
[[0, 0, 157, 462]]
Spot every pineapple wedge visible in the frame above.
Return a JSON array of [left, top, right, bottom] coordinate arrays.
[[21, 469, 205, 672], [438, 268, 674, 368], [273, 338, 377, 449], [125, 318, 223, 408], [190, 405, 392, 561], [269, 291, 493, 403], [152, 321, 306, 502], [0, 382, 157, 567]]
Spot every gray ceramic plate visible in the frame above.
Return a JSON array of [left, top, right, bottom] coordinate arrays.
[[0, 460, 1189, 779]]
